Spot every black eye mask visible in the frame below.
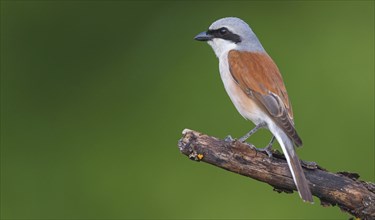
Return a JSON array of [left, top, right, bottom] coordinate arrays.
[[206, 27, 242, 44]]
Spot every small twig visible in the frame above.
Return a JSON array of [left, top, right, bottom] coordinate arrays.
[[178, 129, 375, 220]]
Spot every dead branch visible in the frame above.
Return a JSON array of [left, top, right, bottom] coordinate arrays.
[[178, 129, 375, 220]]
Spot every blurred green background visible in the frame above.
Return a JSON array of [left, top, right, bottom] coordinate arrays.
[[1, 1, 373, 219]]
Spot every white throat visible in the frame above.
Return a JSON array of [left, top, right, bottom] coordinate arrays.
[[207, 38, 237, 58]]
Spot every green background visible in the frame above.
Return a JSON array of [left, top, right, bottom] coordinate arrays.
[[1, 1, 374, 219]]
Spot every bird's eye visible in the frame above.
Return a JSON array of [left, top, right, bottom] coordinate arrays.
[[219, 28, 228, 34]]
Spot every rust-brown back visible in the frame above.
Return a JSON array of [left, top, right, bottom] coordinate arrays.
[[228, 50, 302, 146]]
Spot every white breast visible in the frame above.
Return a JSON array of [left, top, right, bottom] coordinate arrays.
[[218, 51, 270, 126]]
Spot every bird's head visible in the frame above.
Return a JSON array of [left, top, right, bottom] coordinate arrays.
[[194, 17, 264, 58]]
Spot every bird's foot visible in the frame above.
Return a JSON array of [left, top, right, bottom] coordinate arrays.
[[224, 135, 257, 150], [255, 136, 275, 157], [256, 144, 273, 157]]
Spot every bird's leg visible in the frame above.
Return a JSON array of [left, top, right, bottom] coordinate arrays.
[[256, 136, 275, 157], [238, 122, 266, 143]]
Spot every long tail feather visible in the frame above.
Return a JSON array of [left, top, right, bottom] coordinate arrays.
[[274, 128, 313, 203]]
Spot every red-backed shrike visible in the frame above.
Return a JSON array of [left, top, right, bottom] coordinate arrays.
[[194, 17, 313, 202]]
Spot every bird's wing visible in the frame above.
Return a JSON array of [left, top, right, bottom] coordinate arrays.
[[228, 50, 302, 146]]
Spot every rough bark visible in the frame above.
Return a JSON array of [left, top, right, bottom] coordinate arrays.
[[178, 129, 375, 220]]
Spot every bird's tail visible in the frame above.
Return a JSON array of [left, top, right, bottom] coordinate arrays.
[[274, 129, 313, 203]]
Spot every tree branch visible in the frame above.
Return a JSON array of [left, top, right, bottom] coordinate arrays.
[[178, 129, 375, 220]]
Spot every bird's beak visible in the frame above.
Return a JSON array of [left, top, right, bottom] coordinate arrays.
[[194, 31, 213, 41]]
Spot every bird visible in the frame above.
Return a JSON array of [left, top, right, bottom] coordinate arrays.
[[194, 17, 313, 203]]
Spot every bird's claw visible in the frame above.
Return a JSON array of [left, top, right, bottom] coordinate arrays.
[[256, 144, 273, 157]]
